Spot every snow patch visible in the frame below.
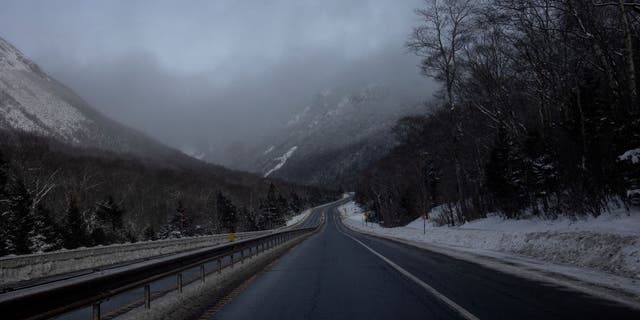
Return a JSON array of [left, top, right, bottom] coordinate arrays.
[[339, 201, 640, 281], [263, 145, 275, 155], [286, 209, 311, 226], [619, 148, 640, 164], [0, 37, 32, 72], [180, 146, 206, 160], [264, 146, 298, 177], [286, 106, 310, 127]]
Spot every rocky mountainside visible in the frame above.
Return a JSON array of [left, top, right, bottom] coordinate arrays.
[[0, 36, 185, 162], [249, 86, 424, 186]]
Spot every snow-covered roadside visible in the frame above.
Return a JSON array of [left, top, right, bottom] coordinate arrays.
[[286, 209, 312, 227], [339, 201, 640, 301]]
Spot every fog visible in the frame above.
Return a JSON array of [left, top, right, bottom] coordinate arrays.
[[0, 0, 433, 164]]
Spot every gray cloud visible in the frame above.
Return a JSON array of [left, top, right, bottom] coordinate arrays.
[[0, 0, 434, 163]]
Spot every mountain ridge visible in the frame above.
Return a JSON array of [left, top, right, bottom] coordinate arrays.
[[0, 36, 190, 163], [245, 85, 426, 186]]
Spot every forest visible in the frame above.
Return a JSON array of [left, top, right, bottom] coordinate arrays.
[[356, 0, 639, 227], [0, 131, 337, 256]]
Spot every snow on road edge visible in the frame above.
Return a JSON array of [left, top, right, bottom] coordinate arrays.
[[286, 209, 311, 227], [339, 201, 640, 299]]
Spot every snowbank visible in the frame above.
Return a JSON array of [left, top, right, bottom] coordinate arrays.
[[286, 209, 311, 227], [339, 201, 640, 280]]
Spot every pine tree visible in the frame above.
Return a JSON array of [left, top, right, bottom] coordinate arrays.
[[63, 198, 88, 249], [96, 196, 124, 231], [6, 177, 34, 254], [290, 191, 302, 213], [90, 226, 108, 246], [217, 192, 237, 232], [0, 150, 10, 256], [261, 183, 286, 228], [143, 225, 157, 241], [30, 204, 61, 252], [485, 126, 528, 217], [237, 206, 256, 232], [161, 200, 193, 238], [277, 194, 289, 216]]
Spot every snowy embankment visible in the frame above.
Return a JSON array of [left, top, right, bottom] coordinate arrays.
[[339, 201, 640, 290], [286, 209, 312, 227]]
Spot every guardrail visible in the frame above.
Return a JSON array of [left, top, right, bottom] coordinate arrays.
[[0, 229, 275, 286], [0, 225, 321, 320]]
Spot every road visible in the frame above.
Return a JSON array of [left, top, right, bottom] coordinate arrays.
[[210, 201, 640, 320]]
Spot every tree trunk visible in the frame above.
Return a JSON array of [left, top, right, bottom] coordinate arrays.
[[620, 0, 638, 113]]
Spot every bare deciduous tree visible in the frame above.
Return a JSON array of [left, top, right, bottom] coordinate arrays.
[[407, 0, 478, 215]]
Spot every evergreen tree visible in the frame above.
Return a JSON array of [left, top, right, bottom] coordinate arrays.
[[160, 200, 193, 238], [143, 225, 157, 241], [260, 183, 286, 228], [96, 196, 124, 231], [237, 206, 257, 232], [63, 198, 88, 249], [6, 177, 34, 254], [289, 191, 302, 213], [217, 191, 237, 232], [90, 226, 108, 246], [253, 202, 269, 230], [485, 127, 528, 217], [30, 204, 61, 252], [277, 194, 289, 216], [0, 150, 11, 256]]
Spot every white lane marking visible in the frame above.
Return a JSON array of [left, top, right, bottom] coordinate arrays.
[[335, 215, 480, 320]]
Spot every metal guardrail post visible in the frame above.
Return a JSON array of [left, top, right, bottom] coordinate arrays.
[[200, 264, 205, 283], [177, 273, 183, 293], [144, 284, 151, 310], [92, 302, 100, 320], [217, 258, 222, 273]]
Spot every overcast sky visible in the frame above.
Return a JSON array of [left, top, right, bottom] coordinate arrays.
[[0, 0, 433, 161]]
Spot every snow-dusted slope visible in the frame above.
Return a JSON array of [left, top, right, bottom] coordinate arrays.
[[252, 86, 424, 185], [0, 37, 89, 140], [0, 36, 180, 159]]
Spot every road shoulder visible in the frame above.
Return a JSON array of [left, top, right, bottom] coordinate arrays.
[[340, 215, 640, 311]]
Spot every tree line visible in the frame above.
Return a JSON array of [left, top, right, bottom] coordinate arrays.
[[356, 0, 639, 226], [0, 131, 336, 256]]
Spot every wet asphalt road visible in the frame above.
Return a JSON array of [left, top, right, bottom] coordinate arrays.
[[211, 202, 640, 320]]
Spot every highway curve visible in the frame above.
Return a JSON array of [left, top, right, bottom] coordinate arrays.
[[208, 201, 640, 320]]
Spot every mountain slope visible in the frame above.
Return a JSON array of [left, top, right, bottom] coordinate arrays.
[[0, 36, 184, 161], [251, 86, 424, 186]]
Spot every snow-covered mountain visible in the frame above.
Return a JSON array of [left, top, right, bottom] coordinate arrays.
[[250, 85, 425, 186], [0, 36, 182, 160]]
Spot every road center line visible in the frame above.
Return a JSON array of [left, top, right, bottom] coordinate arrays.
[[335, 214, 480, 320]]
